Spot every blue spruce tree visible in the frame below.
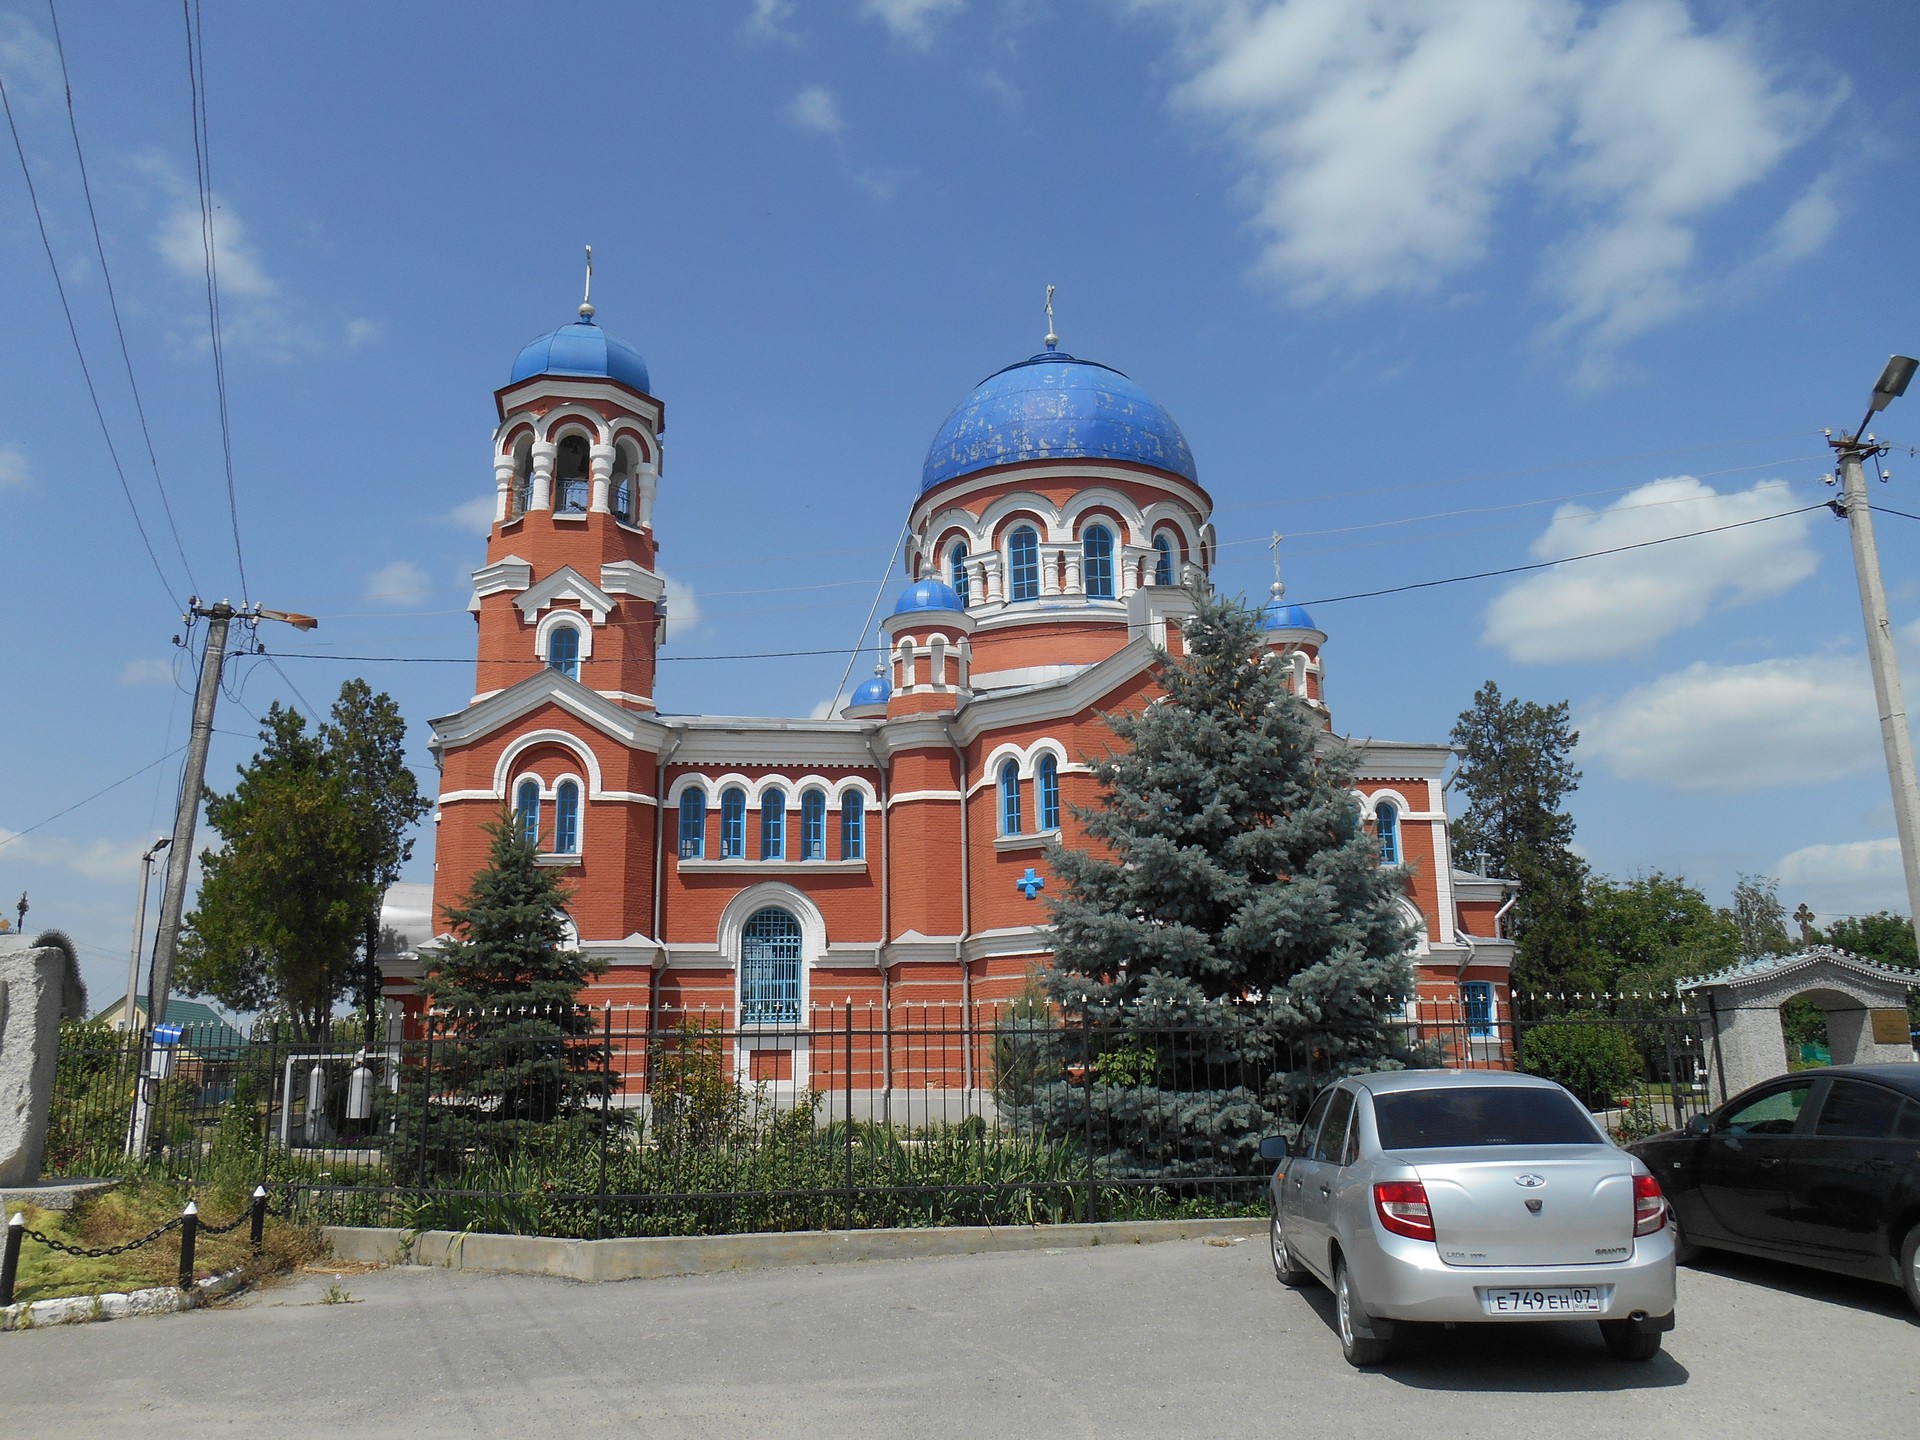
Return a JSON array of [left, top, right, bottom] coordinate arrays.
[[1031, 587, 1417, 1184]]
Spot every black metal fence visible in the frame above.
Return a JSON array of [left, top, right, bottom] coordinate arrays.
[[45, 994, 1714, 1240]]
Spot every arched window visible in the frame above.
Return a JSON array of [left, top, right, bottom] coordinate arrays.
[[510, 437, 533, 519], [553, 780, 580, 855], [1008, 526, 1039, 602], [546, 623, 581, 681], [1462, 980, 1495, 1039], [720, 787, 747, 859], [800, 788, 827, 860], [999, 758, 1023, 835], [761, 787, 786, 860], [1083, 524, 1114, 599], [677, 785, 706, 860], [740, 907, 802, 1026], [1152, 533, 1175, 586], [840, 790, 865, 860], [1037, 754, 1060, 831], [611, 445, 634, 522], [555, 434, 590, 514], [950, 542, 970, 607], [1375, 802, 1400, 866], [515, 780, 542, 849]]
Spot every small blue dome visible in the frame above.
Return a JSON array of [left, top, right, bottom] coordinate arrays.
[[849, 672, 892, 707], [921, 350, 1197, 493], [1260, 598, 1319, 632], [891, 578, 966, 615], [509, 317, 651, 394]]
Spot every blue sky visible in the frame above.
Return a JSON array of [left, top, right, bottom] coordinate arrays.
[[3, 0, 1918, 1011]]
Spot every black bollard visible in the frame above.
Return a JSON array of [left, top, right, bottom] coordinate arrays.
[[249, 1186, 267, 1255], [2, 1212, 23, 1307], [177, 1201, 198, 1291]]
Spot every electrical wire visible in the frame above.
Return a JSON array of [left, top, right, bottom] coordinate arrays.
[[0, 749, 189, 853], [831, 521, 911, 709], [1873, 506, 1920, 523], [0, 68, 183, 609], [182, 0, 248, 602], [46, 0, 201, 596]]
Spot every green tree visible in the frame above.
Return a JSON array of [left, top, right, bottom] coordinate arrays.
[[1587, 871, 1738, 995], [1723, 873, 1792, 960], [177, 704, 376, 1043], [402, 808, 614, 1170], [1038, 587, 1416, 1174], [319, 679, 430, 1042], [1448, 682, 1590, 991], [1816, 910, 1919, 1028]]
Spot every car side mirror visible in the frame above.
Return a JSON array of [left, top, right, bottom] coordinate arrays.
[[1258, 1135, 1290, 1162], [1688, 1114, 1711, 1136]]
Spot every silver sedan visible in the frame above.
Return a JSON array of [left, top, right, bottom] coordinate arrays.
[[1261, 1069, 1676, 1366]]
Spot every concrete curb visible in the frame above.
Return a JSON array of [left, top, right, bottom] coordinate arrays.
[[0, 1266, 249, 1332], [322, 1216, 1267, 1283]]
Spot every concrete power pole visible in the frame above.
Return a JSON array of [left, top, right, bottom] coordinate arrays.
[[1829, 354, 1920, 928]]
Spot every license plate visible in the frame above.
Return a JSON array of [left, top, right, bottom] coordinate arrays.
[[1479, 1286, 1609, 1315]]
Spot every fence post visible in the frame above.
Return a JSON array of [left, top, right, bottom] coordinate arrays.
[[1, 1211, 22, 1307], [596, 1004, 612, 1243], [417, 1017, 435, 1186], [1081, 1006, 1096, 1225], [843, 1000, 856, 1231], [177, 1201, 198, 1291], [258, 1026, 278, 1191], [249, 1185, 267, 1255]]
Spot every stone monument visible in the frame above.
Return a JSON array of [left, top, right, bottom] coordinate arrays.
[[0, 929, 87, 1186]]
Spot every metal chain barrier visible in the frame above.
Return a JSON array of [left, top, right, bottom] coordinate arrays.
[[15, 1213, 185, 1261]]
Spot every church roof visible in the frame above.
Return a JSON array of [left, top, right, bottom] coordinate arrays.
[[891, 578, 966, 615], [1678, 944, 1920, 992], [849, 672, 892, 706], [920, 349, 1196, 493], [509, 316, 651, 394]]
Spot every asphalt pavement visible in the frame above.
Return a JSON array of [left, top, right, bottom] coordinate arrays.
[[1, 1236, 1914, 1438]]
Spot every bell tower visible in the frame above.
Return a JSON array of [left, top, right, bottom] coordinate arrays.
[[469, 270, 667, 712]]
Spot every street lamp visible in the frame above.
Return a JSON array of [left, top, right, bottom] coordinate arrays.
[[121, 837, 173, 1031], [1828, 354, 1920, 929]]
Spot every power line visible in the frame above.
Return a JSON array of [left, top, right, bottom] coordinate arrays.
[[182, 0, 248, 602], [1874, 506, 1920, 524], [47, 0, 201, 596], [0, 748, 188, 852], [0, 67, 183, 609]]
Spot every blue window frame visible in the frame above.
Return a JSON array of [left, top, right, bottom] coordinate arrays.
[[1462, 981, 1495, 1039], [1037, 754, 1060, 831], [553, 781, 580, 854], [840, 790, 865, 860], [761, 788, 786, 860], [1083, 524, 1114, 599], [800, 788, 826, 860], [1152, 534, 1174, 586], [1009, 526, 1039, 602], [740, 907, 802, 1026], [1375, 802, 1400, 866], [677, 785, 706, 860], [999, 759, 1022, 835], [950, 543, 970, 607], [546, 624, 581, 681], [720, 787, 747, 859], [515, 780, 541, 849]]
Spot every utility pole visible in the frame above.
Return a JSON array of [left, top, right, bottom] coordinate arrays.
[[120, 836, 171, 1031], [1828, 354, 1920, 928]]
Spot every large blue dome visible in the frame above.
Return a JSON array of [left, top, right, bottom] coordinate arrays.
[[891, 578, 966, 615], [921, 350, 1197, 494], [509, 317, 651, 394]]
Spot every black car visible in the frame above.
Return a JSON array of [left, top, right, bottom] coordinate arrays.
[[1630, 1064, 1920, 1314]]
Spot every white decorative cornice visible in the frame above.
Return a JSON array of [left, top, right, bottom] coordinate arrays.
[[600, 560, 666, 605], [431, 669, 670, 755], [515, 566, 616, 626], [470, 556, 534, 612]]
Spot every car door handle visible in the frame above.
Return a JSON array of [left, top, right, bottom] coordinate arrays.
[[1758, 1157, 1783, 1168], [1865, 1157, 1895, 1172], [1319, 1185, 1331, 1197]]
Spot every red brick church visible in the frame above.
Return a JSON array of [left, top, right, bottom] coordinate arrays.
[[380, 295, 1517, 1085]]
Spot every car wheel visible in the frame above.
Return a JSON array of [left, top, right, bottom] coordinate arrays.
[[1335, 1259, 1390, 1367], [1670, 1211, 1702, 1266], [1900, 1224, 1920, 1318], [1599, 1320, 1663, 1362], [1271, 1212, 1308, 1286]]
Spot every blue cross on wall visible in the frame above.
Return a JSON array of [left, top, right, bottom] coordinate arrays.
[[1015, 867, 1046, 900]]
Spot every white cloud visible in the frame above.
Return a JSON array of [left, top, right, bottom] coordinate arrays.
[[1149, 0, 1835, 365], [788, 85, 846, 136], [0, 828, 157, 883], [0, 446, 28, 490], [0, 13, 59, 108], [661, 571, 701, 633], [864, 0, 964, 46], [808, 697, 841, 721], [1581, 653, 1880, 793], [744, 0, 799, 43], [155, 199, 277, 300], [442, 496, 497, 532], [365, 561, 431, 608], [1481, 476, 1818, 663], [345, 318, 383, 349], [118, 657, 176, 687], [1776, 839, 1906, 925]]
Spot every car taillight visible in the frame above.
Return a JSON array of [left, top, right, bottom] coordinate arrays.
[[1374, 1180, 1435, 1242], [1632, 1173, 1667, 1237]]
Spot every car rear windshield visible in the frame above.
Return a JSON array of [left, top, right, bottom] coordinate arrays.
[[1372, 1087, 1603, 1150]]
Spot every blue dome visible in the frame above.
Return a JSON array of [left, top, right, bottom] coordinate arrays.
[[849, 672, 892, 707], [891, 578, 966, 615], [1260, 599, 1319, 632], [509, 317, 651, 394], [921, 350, 1197, 493]]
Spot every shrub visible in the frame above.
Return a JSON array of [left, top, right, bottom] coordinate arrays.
[[1518, 1019, 1639, 1110]]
